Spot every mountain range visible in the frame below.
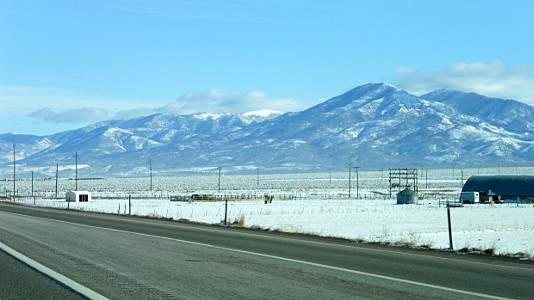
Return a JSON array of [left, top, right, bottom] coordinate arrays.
[[1, 83, 532, 178]]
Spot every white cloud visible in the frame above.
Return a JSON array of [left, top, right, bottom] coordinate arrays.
[[170, 88, 305, 113], [0, 85, 143, 112], [0, 85, 319, 123], [113, 88, 312, 119], [112, 108, 161, 120], [394, 61, 534, 104], [28, 107, 108, 123]]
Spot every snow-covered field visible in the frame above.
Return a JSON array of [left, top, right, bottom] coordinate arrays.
[[2, 166, 533, 258]]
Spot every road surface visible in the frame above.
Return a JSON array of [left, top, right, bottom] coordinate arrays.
[[1, 202, 532, 299]]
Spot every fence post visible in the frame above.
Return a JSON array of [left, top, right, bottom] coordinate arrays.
[[447, 205, 453, 249], [224, 199, 228, 225]]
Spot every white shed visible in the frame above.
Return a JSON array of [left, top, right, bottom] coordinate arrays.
[[66, 191, 92, 202]]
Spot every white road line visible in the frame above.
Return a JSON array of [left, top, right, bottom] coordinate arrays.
[[4, 211, 514, 300], [98, 229, 515, 300], [206, 222, 534, 272], [0, 241, 109, 300]]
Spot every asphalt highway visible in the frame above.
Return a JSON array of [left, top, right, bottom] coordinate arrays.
[[1, 202, 533, 299], [0, 249, 84, 299]]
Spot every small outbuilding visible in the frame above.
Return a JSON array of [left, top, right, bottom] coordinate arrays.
[[397, 188, 418, 204], [66, 191, 92, 202], [461, 175, 534, 203]]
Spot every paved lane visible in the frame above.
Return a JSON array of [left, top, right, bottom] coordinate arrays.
[[0, 249, 84, 299], [1, 203, 533, 299]]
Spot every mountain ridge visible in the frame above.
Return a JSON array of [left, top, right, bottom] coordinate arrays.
[[1, 83, 532, 177]]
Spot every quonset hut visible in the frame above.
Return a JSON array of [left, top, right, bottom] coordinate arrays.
[[461, 175, 534, 203]]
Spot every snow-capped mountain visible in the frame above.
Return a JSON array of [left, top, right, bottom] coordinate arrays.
[[422, 89, 533, 136], [1, 83, 532, 177]]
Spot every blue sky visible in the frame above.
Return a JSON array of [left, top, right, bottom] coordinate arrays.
[[1, 0, 533, 135]]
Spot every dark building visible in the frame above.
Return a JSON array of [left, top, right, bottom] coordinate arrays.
[[461, 175, 534, 203]]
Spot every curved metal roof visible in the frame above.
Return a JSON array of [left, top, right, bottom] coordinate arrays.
[[462, 175, 534, 197]]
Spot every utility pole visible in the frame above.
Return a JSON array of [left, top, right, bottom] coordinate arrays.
[[460, 167, 464, 188], [74, 152, 79, 190], [218, 167, 222, 193], [55, 162, 59, 198], [354, 166, 360, 199], [13, 144, 16, 202], [256, 168, 260, 186], [31, 171, 34, 202], [348, 163, 352, 198], [149, 158, 153, 191]]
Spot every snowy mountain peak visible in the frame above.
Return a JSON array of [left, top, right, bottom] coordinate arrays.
[[302, 82, 417, 118], [335, 82, 402, 102], [422, 89, 534, 135], [367, 82, 399, 89]]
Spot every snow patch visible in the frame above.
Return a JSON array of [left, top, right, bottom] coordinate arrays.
[[243, 109, 284, 117]]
